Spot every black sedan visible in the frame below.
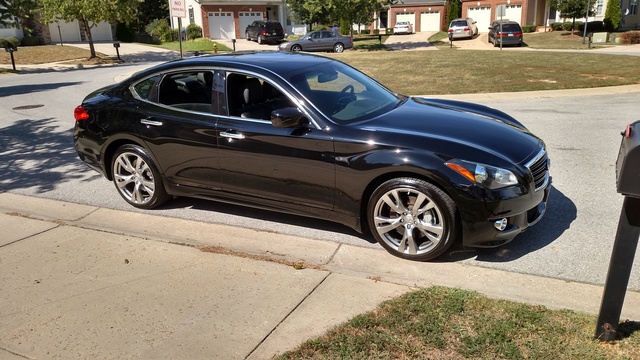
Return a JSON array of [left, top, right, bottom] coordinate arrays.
[[73, 52, 550, 261], [278, 30, 353, 53]]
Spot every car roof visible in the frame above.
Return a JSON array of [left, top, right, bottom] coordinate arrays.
[[128, 51, 334, 82]]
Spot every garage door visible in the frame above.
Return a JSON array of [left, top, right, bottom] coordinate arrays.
[[467, 7, 492, 32], [239, 12, 263, 38], [48, 20, 81, 42], [208, 12, 235, 39], [90, 21, 113, 41], [395, 12, 416, 30], [420, 11, 440, 32], [504, 5, 523, 24]]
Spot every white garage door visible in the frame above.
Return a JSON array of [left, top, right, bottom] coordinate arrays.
[[395, 12, 416, 30], [504, 5, 523, 24], [467, 7, 492, 32], [420, 11, 440, 32], [90, 21, 113, 41], [48, 20, 81, 42], [239, 12, 263, 38], [208, 12, 235, 39]]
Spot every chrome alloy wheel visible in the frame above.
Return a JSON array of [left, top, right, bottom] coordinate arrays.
[[113, 151, 156, 205], [373, 187, 445, 256]]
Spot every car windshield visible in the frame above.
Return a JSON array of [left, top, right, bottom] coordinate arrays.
[[282, 60, 402, 124]]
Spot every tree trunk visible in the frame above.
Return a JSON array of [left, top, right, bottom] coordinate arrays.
[[81, 18, 97, 58]]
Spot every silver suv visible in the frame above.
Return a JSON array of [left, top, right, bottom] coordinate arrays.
[[448, 18, 479, 40]]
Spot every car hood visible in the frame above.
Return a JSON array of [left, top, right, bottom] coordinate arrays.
[[359, 97, 542, 165]]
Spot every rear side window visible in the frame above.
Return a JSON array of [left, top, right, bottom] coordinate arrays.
[[132, 76, 159, 101]]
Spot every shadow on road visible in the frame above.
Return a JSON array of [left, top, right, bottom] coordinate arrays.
[[0, 81, 83, 97], [0, 118, 96, 193]]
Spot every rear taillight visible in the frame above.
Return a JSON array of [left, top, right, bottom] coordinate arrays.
[[261, 29, 267, 35], [464, 27, 470, 31], [513, 32, 523, 36], [74, 105, 89, 121], [448, 29, 453, 33]]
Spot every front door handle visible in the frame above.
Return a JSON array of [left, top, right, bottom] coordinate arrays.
[[141, 119, 163, 126]]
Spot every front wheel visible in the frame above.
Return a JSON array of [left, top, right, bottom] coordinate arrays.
[[291, 44, 302, 52], [367, 178, 459, 261], [112, 144, 170, 209], [333, 42, 344, 53]]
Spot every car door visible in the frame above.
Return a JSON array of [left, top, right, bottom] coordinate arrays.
[[305, 31, 323, 51], [216, 71, 336, 210], [134, 70, 223, 191], [319, 31, 335, 51]]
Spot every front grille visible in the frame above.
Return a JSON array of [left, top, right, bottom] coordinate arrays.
[[526, 150, 549, 192]]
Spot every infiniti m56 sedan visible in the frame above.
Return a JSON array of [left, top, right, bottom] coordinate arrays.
[[73, 52, 551, 261]]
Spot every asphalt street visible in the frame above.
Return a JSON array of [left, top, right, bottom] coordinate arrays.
[[1, 45, 640, 292]]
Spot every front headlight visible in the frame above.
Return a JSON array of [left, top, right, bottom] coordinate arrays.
[[445, 159, 518, 189]]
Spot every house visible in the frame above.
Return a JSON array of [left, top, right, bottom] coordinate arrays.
[[386, 0, 448, 33]]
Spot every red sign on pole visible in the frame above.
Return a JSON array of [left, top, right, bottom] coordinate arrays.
[[169, 0, 186, 18]]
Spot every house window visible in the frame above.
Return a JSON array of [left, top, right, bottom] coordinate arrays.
[[632, 0, 638, 15], [596, 0, 604, 16]]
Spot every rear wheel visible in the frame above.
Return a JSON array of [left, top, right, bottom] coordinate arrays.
[[112, 144, 170, 209], [367, 178, 459, 261], [333, 42, 344, 53], [257, 36, 263, 44]]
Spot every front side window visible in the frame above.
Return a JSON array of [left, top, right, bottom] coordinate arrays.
[[283, 61, 402, 124]]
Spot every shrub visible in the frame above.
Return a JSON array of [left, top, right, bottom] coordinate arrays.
[[621, 31, 640, 44], [20, 35, 43, 46], [312, 25, 326, 31], [577, 21, 605, 33], [0, 37, 6, 48], [145, 18, 172, 42], [171, 28, 181, 41], [186, 23, 202, 40], [116, 23, 135, 42], [359, 29, 370, 34], [5, 36, 20, 48], [522, 25, 537, 33], [562, 22, 573, 31], [550, 22, 563, 31]]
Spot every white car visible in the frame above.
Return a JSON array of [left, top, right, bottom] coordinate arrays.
[[393, 21, 413, 35]]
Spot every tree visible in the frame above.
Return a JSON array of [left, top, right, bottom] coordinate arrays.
[[549, 0, 595, 34], [603, 0, 621, 32], [0, 0, 39, 34], [447, 0, 461, 30], [40, 0, 141, 58], [287, 0, 382, 36]]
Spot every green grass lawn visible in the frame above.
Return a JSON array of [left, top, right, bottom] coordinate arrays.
[[276, 286, 640, 359]]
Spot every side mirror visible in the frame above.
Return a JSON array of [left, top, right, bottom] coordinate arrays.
[[271, 107, 308, 128]]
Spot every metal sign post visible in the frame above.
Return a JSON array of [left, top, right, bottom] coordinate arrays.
[[169, 0, 187, 59]]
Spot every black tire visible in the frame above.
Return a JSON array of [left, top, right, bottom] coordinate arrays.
[[333, 42, 344, 53], [257, 36, 263, 45], [246, 32, 251, 41], [291, 44, 302, 52], [367, 178, 459, 261], [111, 144, 170, 209]]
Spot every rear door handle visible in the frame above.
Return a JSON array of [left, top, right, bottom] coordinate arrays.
[[141, 119, 163, 126]]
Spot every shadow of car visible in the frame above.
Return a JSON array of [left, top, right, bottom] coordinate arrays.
[[279, 30, 353, 53]]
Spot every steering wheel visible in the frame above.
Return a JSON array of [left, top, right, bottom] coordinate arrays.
[[333, 85, 356, 114]]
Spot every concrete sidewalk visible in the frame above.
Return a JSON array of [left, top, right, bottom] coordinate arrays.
[[2, 192, 640, 359]]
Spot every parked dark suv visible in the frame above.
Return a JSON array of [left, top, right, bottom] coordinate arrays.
[[245, 20, 285, 44], [488, 20, 524, 47]]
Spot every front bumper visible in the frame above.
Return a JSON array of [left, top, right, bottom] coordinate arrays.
[[459, 179, 552, 248]]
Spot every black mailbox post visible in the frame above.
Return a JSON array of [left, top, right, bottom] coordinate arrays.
[[5, 44, 17, 71], [448, 31, 453, 48], [595, 120, 640, 342], [113, 41, 121, 61]]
